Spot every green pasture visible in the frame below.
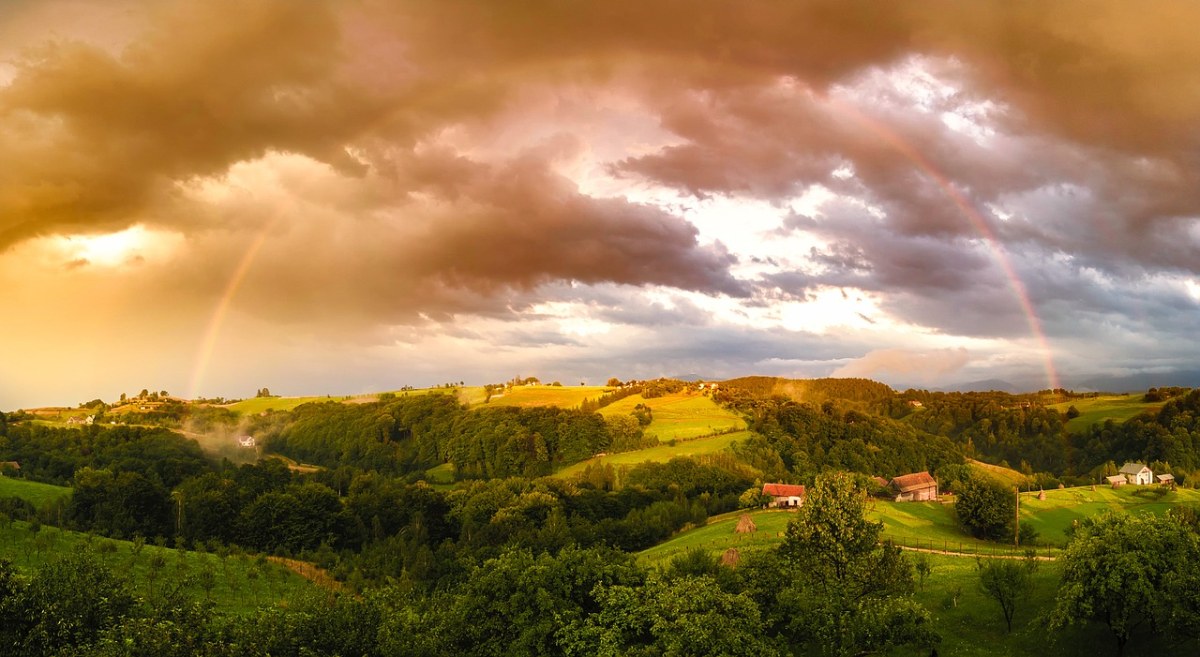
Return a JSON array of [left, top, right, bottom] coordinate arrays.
[[0, 477, 72, 507], [1047, 394, 1162, 433], [642, 521, 1167, 654], [554, 430, 753, 479], [0, 520, 315, 615], [599, 393, 746, 441], [907, 554, 1167, 656], [485, 385, 613, 409], [968, 459, 1030, 487], [637, 509, 798, 564], [640, 485, 1200, 567], [1017, 484, 1200, 545], [224, 395, 338, 415]]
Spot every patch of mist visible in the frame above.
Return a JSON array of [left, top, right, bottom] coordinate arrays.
[[182, 416, 261, 465]]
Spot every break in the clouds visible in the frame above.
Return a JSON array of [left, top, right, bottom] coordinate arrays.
[[1, 0, 1199, 407]]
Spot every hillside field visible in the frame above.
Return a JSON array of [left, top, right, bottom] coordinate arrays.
[[0, 520, 315, 615], [0, 477, 72, 507], [483, 385, 612, 409], [598, 392, 745, 441], [554, 430, 752, 479], [639, 485, 1200, 565], [1047, 393, 1163, 433]]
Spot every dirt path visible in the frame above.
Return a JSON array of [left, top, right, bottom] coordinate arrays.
[[896, 545, 1057, 561], [268, 556, 345, 591]]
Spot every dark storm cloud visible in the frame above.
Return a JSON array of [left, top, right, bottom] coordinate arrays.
[[4, 0, 1199, 356]]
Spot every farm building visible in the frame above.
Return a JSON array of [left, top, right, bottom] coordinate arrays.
[[762, 483, 806, 508], [1105, 474, 1126, 487], [0, 461, 19, 476], [237, 435, 256, 448], [888, 471, 938, 501], [1157, 473, 1175, 485], [1119, 462, 1153, 485]]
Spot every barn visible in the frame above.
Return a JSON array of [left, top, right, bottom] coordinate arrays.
[[888, 471, 938, 502]]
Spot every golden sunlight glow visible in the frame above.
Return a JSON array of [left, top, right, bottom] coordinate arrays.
[[51, 225, 183, 268]]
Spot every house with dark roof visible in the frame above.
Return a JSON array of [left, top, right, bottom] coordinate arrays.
[[888, 471, 938, 502], [1119, 462, 1153, 485], [762, 483, 806, 508]]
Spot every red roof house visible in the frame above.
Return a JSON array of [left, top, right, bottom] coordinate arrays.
[[762, 483, 806, 508]]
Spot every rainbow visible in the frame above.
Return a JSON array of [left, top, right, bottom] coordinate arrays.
[[827, 96, 1060, 391], [186, 217, 279, 401]]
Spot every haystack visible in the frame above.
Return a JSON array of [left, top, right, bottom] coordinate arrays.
[[1037, 489, 1047, 500], [734, 513, 757, 534], [721, 548, 741, 568]]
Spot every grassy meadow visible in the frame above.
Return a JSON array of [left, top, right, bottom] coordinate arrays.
[[484, 385, 613, 409], [640, 485, 1200, 567], [1047, 393, 1163, 433], [968, 459, 1030, 487], [0, 520, 316, 615], [598, 392, 746, 441], [0, 476, 72, 507], [554, 430, 753, 479]]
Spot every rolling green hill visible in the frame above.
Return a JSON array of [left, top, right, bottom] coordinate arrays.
[[554, 430, 752, 478], [639, 485, 1200, 565], [597, 392, 745, 441], [1047, 393, 1163, 433], [484, 385, 613, 409], [0, 520, 316, 615], [0, 477, 72, 507]]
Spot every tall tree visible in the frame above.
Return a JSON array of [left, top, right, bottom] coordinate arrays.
[[977, 552, 1038, 632], [773, 472, 939, 656], [1049, 512, 1200, 655]]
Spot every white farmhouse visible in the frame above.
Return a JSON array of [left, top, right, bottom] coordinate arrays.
[[1118, 462, 1153, 486]]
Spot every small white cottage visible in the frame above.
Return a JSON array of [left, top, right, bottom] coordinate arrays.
[[1118, 462, 1153, 486]]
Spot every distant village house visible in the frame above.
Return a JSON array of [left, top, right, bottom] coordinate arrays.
[[762, 483, 806, 508], [1119, 462, 1153, 485], [237, 435, 256, 448], [1157, 473, 1175, 485], [888, 471, 938, 502], [1105, 474, 1126, 488]]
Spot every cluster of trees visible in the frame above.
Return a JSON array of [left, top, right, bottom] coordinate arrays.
[[257, 395, 639, 480], [746, 399, 962, 480], [0, 424, 210, 487], [886, 391, 1071, 474]]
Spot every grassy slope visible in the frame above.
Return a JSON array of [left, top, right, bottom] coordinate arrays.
[[641, 485, 1200, 566], [598, 393, 745, 441], [554, 431, 752, 479], [0, 477, 72, 507], [0, 520, 314, 615], [1047, 394, 1163, 433], [484, 385, 612, 409], [969, 459, 1030, 487]]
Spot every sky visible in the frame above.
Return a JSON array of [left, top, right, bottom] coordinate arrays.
[[2, 0, 1199, 408]]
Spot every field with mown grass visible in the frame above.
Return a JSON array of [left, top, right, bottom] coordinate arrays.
[[968, 459, 1030, 487], [0, 477, 72, 507], [1047, 393, 1163, 433], [554, 430, 753, 479], [483, 385, 613, 409], [598, 392, 745, 441], [0, 520, 316, 615]]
